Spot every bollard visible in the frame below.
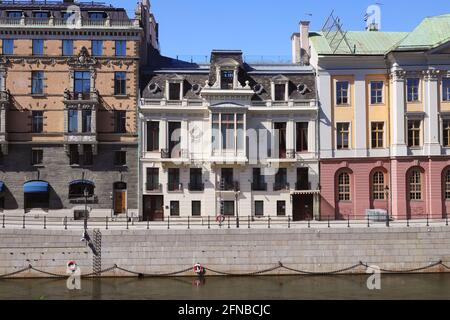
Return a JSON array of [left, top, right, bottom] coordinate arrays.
[[407, 217, 410, 227], [23, 215, 25, 229], [126, 215, 129, 230], [43, 216, 46, 230], [208, 216, 210, 229], [347, 215, 350, 228], [64, 216, 67, 230], [308, 218, 310, 229], [236, 216, 239, 229], [106, 217, 108, 230], [268, 215, 271, 229], [426, 214, 429, 227], [167, 216, 170, 230], [227, 216, 230, 229], [147, 215, 149, 230], [288, 216, 291, 229], [248, 215, 250, 229], [188, 216, 190, 230], [327, 216, 330, 228], [2, 214, 4, 228], [367, 215, 370, 228]]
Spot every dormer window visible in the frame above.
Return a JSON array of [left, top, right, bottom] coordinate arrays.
[[88, 12, 106, 20], [169, 83, 181, 101], [271, 75, 289, 101], [275, 84, 286, 101], [221, 70, 234, 90], [33, 12, 50, 19], [7, 11, 22, 19]]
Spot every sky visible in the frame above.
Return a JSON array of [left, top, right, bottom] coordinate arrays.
[[110, 0, 449, 58]]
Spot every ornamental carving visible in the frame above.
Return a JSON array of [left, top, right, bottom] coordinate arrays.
[[68, 47, 98, 68], [390, 70, 407, 81], [422, 69, 441, 81]]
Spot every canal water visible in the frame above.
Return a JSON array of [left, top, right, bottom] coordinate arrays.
[[0, 274, 449, 300]]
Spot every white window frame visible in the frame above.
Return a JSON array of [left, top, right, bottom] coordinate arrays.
[[369, 80, 384, 105], [335, 121, 351, 150], [370, 121, 385, 149], [441, 77, 450, 102], [335, 80, 350, 106], [406, 78, 421, 103]]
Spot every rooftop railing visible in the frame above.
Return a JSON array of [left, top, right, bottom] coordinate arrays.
[[172, 55, 294, 65], [0, 16, 139, 28]]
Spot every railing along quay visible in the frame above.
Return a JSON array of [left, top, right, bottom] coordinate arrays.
[[0, 214, 449, 230]]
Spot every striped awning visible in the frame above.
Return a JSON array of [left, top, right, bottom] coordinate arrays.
[[291, 190, 321, 195], [23, 181, 49, 194]]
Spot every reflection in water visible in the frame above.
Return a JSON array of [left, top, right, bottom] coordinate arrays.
[[0, 274, 449, 300]]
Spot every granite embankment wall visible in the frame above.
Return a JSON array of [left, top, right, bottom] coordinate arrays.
[[1, 227, 450, 277]]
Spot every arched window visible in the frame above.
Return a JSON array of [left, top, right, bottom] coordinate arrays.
[[372, 171, 385, 200], [445, 170, 450, 200], [338, 172, 351, 201], [409, 169, 422, 200]]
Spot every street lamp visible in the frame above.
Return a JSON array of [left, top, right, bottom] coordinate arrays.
[[385, 185, 390, 227]]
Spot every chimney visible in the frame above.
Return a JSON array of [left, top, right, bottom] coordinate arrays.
[[291, 32, 300, 64], [300, 21, 310, 65]]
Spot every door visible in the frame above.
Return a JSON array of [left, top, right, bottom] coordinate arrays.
[[292, 194, 314, 221], [114, 191, 126, 215], [143, 195, 164, 221]]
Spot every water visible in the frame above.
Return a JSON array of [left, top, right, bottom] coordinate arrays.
[[0, 274, 449, 300]]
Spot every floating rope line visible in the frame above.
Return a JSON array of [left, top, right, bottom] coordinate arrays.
[[0, 261, 448, 279]]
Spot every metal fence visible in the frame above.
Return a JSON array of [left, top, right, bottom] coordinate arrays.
[[0, 214, 448, 230]]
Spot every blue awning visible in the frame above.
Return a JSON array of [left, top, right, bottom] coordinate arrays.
[[0, 181, 4, 192], [69, 180, 95, 187], [23, 181, 49, 194]]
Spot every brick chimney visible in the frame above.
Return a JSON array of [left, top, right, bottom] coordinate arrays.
[[299, 21, 310, 65]]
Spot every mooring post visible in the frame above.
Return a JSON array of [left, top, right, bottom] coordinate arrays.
[[367, 215, 370, 228], [426, 214, 429, 227], [268, 215, 271, 229], [407, 217, 410, 227], [126, 215, 129, 230], [308, 218, 310, 229], [227, 216, 230, 229], [446, 213, 449, 227]]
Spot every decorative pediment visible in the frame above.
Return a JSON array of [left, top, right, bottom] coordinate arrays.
[[271, 74, 289, 83], [168, 74, 185, 82], [68, 47, 98, 68], [216, 58, 240, 68]]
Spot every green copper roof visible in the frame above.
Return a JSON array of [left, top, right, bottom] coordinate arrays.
[[395, 14, 450, 51], [310, 31, 408, 55]]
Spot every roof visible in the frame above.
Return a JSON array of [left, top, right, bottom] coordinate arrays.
[[310, 31, 408, 55], [394, 14, 450, 51]]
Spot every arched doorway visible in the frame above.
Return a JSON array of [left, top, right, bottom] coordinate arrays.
[[113, 181, 127, 215]]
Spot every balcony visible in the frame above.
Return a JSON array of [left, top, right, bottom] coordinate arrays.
[[146, 182, 162, 192], [64, 90, 99, 104], [274, 182, 290, 192], [167, 182, 183, 192], [188, 182, 205, 192], [161, 148, 189, 161], [251, 182, 267, 191], [219, 181, 240, 192], [295, 182, 311, 191]]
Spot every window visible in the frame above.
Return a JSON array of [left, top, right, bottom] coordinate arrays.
[[254, 201, 264, 217], [338, 172, 351, 201], [168, 82, 181, 100], [31, 149, 43, 166], [33, 12, 49, 18], [443, 120, 450, 147], [146, 121, 159, 151], [114, 111, 126, 133], [114, 151, 126, 166], [277, 201, 286, 216], [407, 78, 420, 102], [88, 12, 105, 20], [114, 72, 127, 96], [68, 109, 78, 133], [82, 110, 92, 133], [7, 11, 22, 18], [296, 168, 309, 190], [221, 113, 235, 150], [83, 145, 93, 166], [370, 81, 383, 104], [2, 39, 14, 55], [31, 111, 44, 133], [252, 168, 266, 191], [212, 113, 245, 152], [371, 122, 384, 149], [336, 81, 349, 105], [274, 122, 287, 158], [445, 170, 450, 200], [336, 123, 350, 150], [189, 168, 203, 191], [168, 168, 180, 191], [170, 201, 180, 216], [62, 39, 73, 56], [69, 145, 79, 165], [443, 78, 450, 102], [146, 168, 159, 190], [31, 71, 44, 95], [221, 168, 234, 190], [74, 71, 91, 94], [409, 169, 422, 200], [220, 70, 234, 90], [296, 122, 308, 152], [222, 201, 235, 216], [274, 168, 288, 191], [408, 120, 421, 147], [274, 84, 286, 101], [32, 39, 44, 55], [115, 40, 126, 56], [92, 40, 103, 56], [192, 201, 201, 216], [372, 171, 385, 200]]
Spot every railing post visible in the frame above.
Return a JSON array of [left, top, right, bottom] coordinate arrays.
[[22, 215, 25, 229], [426, 214, 429, 227], [347, 215, 350, 228], [446, 214, 449, 227], [2, 214, 4, 228], [126, 214, 129, 230], [208, 216, 210, 229], [64, 216, 67, 230], [227, 216, 230, 229], [268, 215, 271, 229], [147, 215, 150, 230], [248, 215, 250, 229], [188, 216, 190, 230], [407, 216, 410, 227], [327, 216, 330, 228], [167, 215, 170, 230], [106, 216, 108, 230], [367, 215, 370, 228], [43, 216, 46, 230], [288, 216, 291, 229]]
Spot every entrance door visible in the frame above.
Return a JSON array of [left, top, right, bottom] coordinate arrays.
[[292, 194, 314, 221], [114, 191, 126, 215], [143, 195, 164, 221]]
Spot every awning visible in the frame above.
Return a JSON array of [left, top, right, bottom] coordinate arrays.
[[69, 180, 95, 198], [291, 190, 321, 195], [69, 180, 95, 187], [23, 181, 49, 194]]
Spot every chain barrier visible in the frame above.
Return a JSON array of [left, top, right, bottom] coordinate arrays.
[[0, 261, 448, 279]]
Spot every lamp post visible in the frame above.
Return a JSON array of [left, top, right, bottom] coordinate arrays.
[[84, 187, 89, 230], [385, 186, 390, 227], [235, 191, 239, 228]]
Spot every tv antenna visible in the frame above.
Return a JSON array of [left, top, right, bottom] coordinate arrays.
[[321, 11, 353, 54]]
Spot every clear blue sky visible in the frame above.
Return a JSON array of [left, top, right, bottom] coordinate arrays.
[[110, 0, 449, 57]]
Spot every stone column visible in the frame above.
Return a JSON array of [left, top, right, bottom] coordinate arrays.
[[390, 66, 408, 156], [423, 69, 441, 155], [160, 117, 167, 151]]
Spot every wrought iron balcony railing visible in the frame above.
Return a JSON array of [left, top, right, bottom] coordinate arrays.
[[188, 182, 205, 192], [219, 181, 240, 192], [251, 182, 267, 191], [274, 182, 290, 191], [167, 183, 183, 192], [146, 182, 162, 192]]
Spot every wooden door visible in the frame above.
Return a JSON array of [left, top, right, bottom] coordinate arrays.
[[143, 196, 164, 221], [114, 191, 126, 215]]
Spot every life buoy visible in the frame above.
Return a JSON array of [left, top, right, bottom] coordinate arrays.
[[193, 263, 204, 275], [216, 215, 225, 223]]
